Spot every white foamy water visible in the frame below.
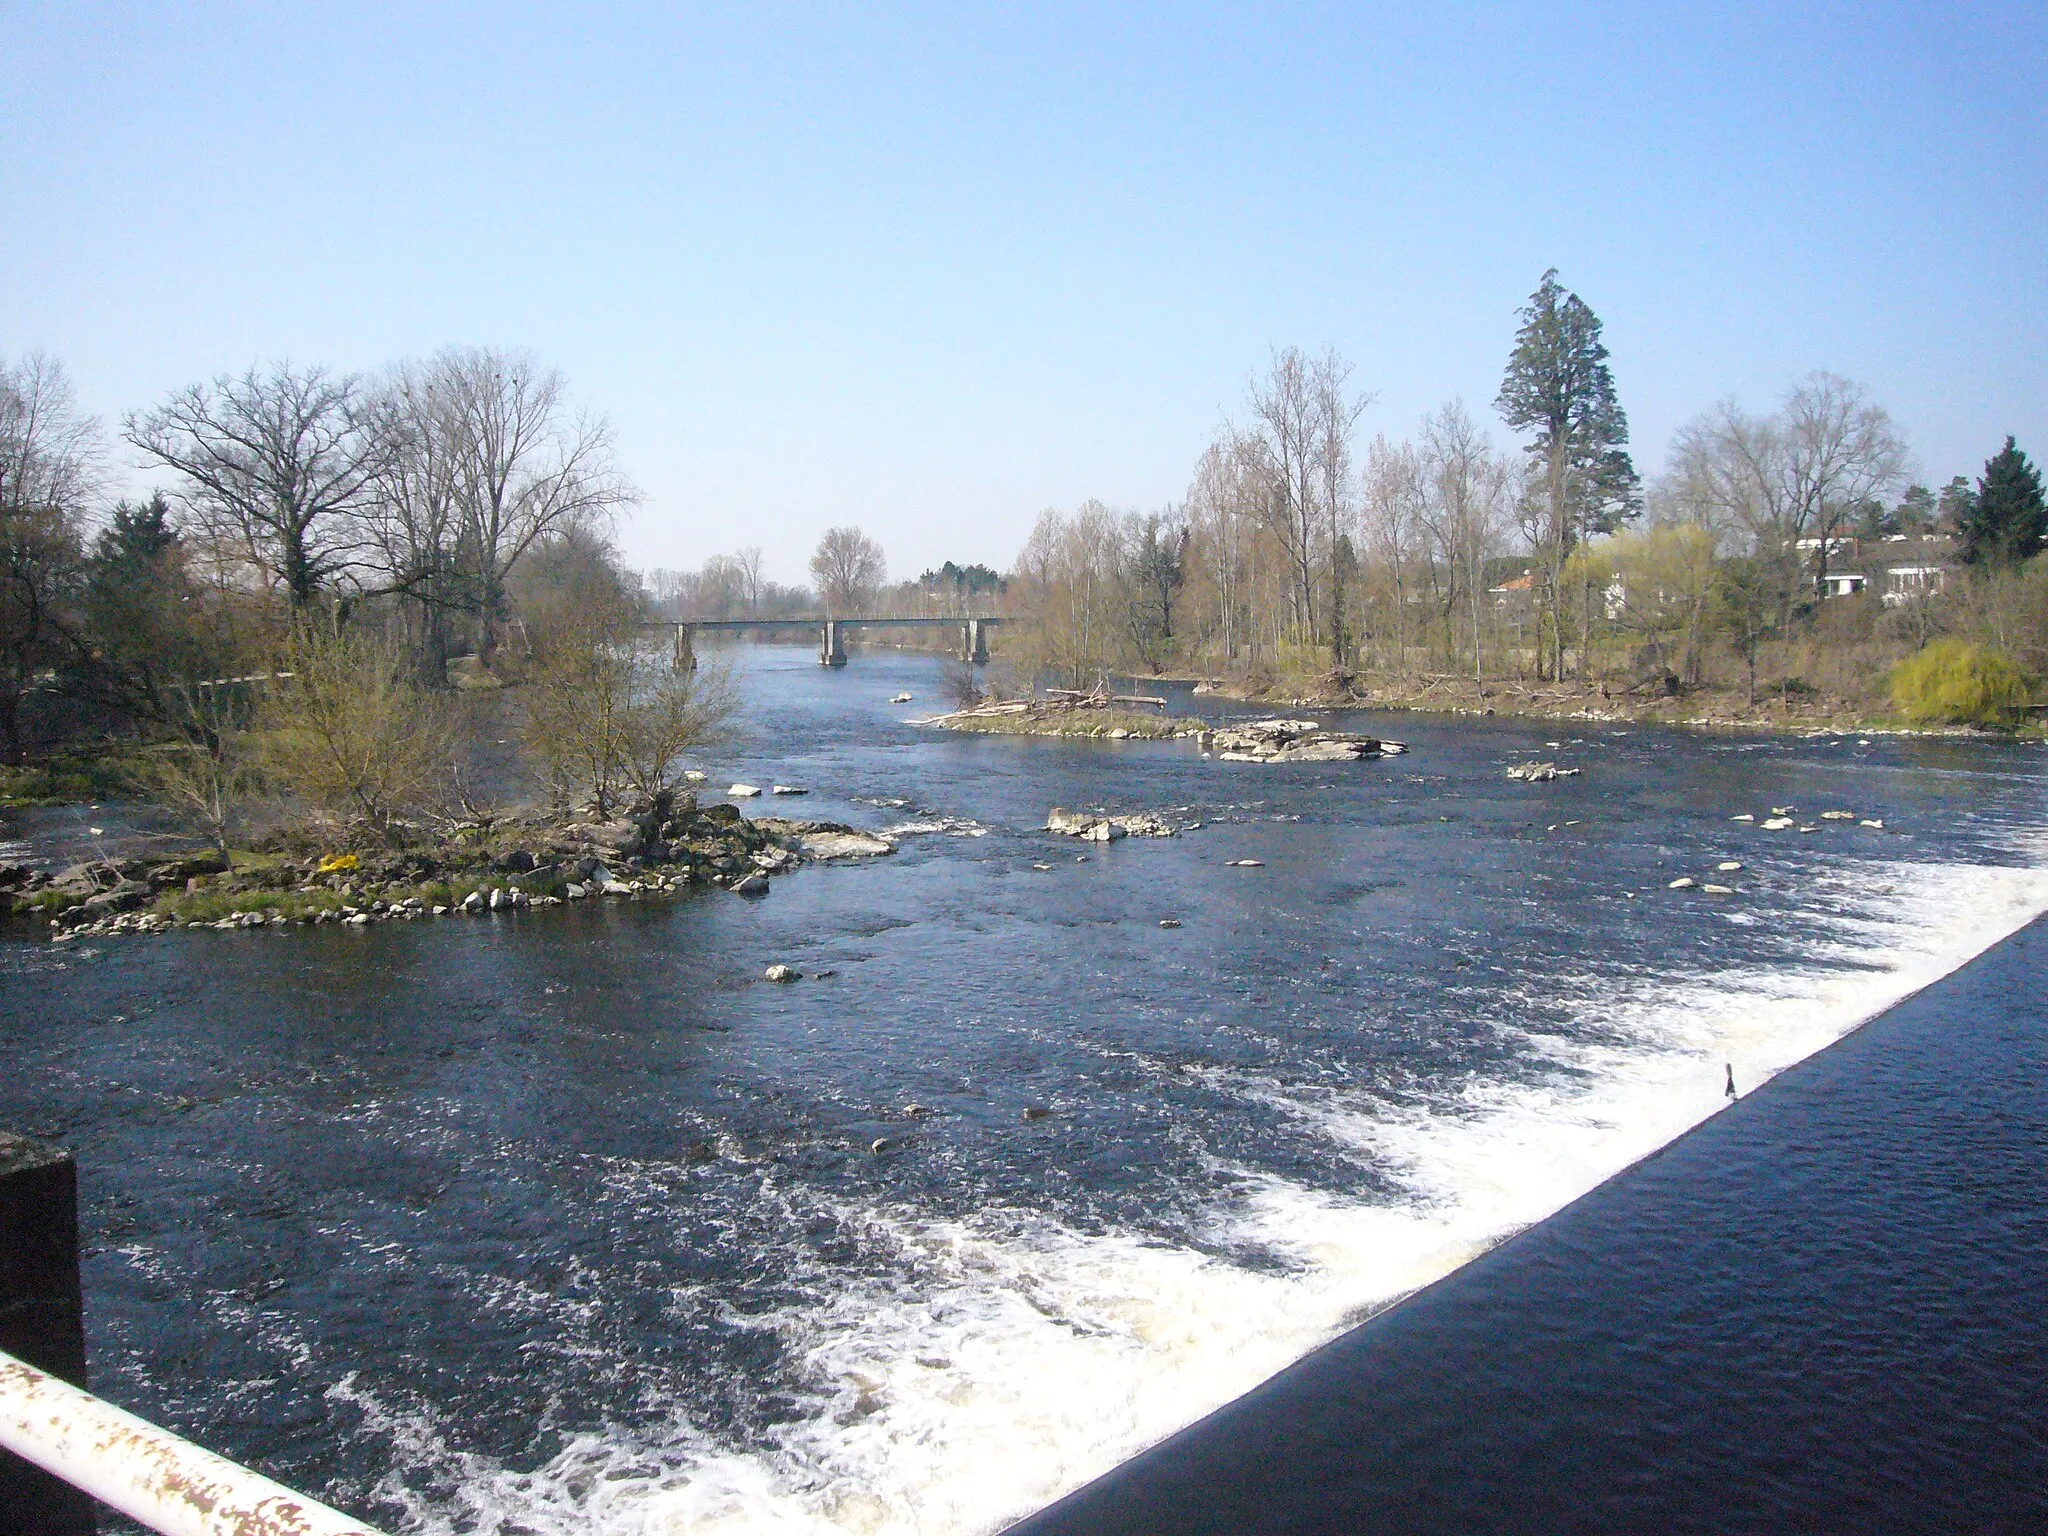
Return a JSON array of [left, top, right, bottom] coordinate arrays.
[[343, 853, 2048, 1536]]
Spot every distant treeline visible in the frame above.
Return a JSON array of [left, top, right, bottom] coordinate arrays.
[[999, 270, 2048, 721]]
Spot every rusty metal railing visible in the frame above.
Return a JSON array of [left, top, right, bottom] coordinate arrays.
[[0, 1347, 388, 1536]]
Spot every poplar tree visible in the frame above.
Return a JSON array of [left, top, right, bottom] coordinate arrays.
[[1957, 437, 2046, 567], [1495, 270, 1639, 677]]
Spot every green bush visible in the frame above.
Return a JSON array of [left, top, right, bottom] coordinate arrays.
[[1890, 640, 2031, 727]]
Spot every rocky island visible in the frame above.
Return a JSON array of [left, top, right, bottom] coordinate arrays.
[[2, 789, 893, 943]]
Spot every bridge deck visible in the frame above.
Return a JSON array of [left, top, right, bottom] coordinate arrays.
[[662, 616, 1002, 631]]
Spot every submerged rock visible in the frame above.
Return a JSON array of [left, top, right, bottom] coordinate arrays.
[[1507, 761, 1580, 782]]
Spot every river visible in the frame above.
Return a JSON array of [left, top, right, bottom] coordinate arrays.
[[5, 643, 2046, 1534]]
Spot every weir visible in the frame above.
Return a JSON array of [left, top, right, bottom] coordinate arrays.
[[657, 615, 1002, 669]]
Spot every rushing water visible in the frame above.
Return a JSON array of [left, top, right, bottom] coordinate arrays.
[[5, 644, 2048, 1535]]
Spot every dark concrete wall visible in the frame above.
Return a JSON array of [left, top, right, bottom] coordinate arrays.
[[1, 1131, 97, 1535]]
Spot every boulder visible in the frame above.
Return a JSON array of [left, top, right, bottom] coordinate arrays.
[[1668, 877, 1696, 890], [729, 784, 762, 798], [764, 963, 801, 982], [1506, 762, 1580, 782], [81, 880, 152, 916], [771, 784, 810, 796], [730, 873, 770, 896], [145, 852, 228, 887], [1209, 718, 1384, 763], [795, 830, 895, 861]]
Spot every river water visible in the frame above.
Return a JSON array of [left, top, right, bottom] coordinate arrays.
[[5, 644, 2047, 1535]]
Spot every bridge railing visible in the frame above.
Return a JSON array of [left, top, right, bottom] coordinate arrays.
[[2, 1129, 391, 1536], [647, 614, 1005, 669], [0, 1348, 390, 1536]]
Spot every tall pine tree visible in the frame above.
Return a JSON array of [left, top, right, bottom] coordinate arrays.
[[1957, 437, 2046, 566], [1495, 269, 1639, 677]]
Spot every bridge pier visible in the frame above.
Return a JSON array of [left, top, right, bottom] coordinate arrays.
[[820, 620, 848, 667], [967, 619, 991, 666], [672, 623, 697, 672]]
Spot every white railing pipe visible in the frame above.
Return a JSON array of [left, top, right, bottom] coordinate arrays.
[[0, 1348, 388, 1536]]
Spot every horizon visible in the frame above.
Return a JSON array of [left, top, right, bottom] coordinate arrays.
[[5, 3, 2042, 587]]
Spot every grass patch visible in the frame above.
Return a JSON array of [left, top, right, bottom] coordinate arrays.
[[942, 707, 1189, 739], [0, 752, 140, 807], [155, 888, 344, 923]]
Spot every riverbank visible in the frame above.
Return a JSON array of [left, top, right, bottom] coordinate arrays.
[[1179, 667, 2034, 737], [1009, 913, 2048, 1535]]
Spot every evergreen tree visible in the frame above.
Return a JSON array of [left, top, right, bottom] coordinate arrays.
[[1957, 437, 2046, 566], [1495, 269, 1639, 676], [81, 492, 208, 723]]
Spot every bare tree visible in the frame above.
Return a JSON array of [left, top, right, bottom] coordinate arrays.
[[426, 347, 634, 656], [734, 546, 764, 613], [1359, 434, 1426, 676], [127, 362, 382, 609], [135, 682, 255, 865], [1310, 355, 1372, 667], [1781, 372, 1911, 598], [1244, 349, 1322, 647], [363, 360, 466, 681], [1666, 372, 1909, 606], [810, 525, 886, 615], [1421, 402, 1511, 681], [0, 354, 97, 758]]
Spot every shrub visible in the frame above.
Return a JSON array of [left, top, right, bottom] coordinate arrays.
[[1889, 640, 2031, 727]]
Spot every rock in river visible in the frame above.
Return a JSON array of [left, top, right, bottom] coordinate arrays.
[[1206, 718, 1393, 763]]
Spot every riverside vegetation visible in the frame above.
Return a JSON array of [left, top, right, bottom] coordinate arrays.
[[0, 345, 875, 923], [4, 281, 2045, 891], [986, 274, 2048, 736]]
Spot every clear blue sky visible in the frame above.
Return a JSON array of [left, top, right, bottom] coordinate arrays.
[[5, 3, 2042, 585]]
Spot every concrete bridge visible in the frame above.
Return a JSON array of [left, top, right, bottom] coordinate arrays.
[[659, 615, 1004, 669]]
